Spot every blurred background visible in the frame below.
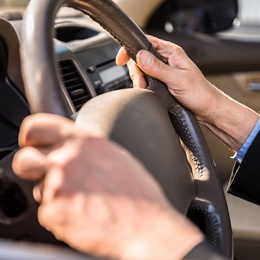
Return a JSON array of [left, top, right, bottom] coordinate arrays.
[[238, 0, 260, 25], [0, 0, 259, 26]]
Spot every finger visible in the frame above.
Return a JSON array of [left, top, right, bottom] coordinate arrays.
[[147, 35, 174, 58], [37, 202, 61, 236], [146, 36, 192, 67], [116, 37, 166, 67], [116, 47, 130, 66], [33, 182, 44, 203], [116, 48, 147, 89], [19, 113, 74, 148], [33, 165, 67, 204], [127, 59, 147, 89], [136, 50, 174, 85], [37, 197, 72, 238], [146, 35, 161, 49], [12, 147, 47, 181]]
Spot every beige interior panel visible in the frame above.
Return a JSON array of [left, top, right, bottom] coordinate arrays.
[[113, 0, 164, 28]]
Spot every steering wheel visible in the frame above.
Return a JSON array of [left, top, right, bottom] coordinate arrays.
[[20, 0, 232, 258]]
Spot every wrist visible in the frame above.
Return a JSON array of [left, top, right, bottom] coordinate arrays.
[[197, 87, 259, 151], [195, 82, 223, 123]]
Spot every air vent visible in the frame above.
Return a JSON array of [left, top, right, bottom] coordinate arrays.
[[59, 60, 91, 111]]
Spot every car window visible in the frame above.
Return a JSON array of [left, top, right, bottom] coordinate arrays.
[[238, 0, 260, 25], [221, 0, 260, 41]]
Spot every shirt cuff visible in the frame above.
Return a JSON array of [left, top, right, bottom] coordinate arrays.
[[233, 116, 260, 163]]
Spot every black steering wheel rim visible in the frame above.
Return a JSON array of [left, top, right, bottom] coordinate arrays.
[[20, 0, 232, 257]]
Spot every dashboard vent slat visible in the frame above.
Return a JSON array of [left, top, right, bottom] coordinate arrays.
[[59, 60, 91, 111]]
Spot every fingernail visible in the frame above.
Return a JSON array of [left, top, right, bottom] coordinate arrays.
[[137, 50, 153, 67]]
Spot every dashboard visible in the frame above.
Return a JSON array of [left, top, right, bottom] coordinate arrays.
[[55, 18, 132, 114], [0, 9, 132, 242], [55, 22, 132, 114], [0, 11, 132, 155]]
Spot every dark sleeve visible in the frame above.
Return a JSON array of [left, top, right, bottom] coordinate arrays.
[[227, 130, 260, 205]]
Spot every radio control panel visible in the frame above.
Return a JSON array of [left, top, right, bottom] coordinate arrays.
[[76, 41, 132, 95]]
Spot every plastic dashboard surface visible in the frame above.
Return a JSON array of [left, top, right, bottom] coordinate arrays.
[[0, 13, 131, 154], [54, 17, 132, 115]]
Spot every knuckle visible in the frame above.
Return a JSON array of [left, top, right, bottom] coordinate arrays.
[[129, 72, 140, 83], [127, 59, 136, 72], [153, 60, 165, 75], [128, 63, 143, 83], [173, 45, 185, 56]]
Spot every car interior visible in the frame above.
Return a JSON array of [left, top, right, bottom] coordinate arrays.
[[0, 0, 260, 259]]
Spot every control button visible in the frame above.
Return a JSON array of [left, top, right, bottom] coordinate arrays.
[[94, 80, 102, 87], [124, 75, 130, 81], [106, 83, 114, 90], [96, 84, 105, 94], [114, 80, 120, 86], [87, 66, 95, 73], [71, 89, 84, 97]]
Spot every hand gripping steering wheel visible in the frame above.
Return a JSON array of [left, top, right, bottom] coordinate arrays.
[[20, 0, 232, 258]]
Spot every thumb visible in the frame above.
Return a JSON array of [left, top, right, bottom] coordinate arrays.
[[136, 50, 172, 84]]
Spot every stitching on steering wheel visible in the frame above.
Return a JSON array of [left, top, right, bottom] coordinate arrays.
[[171, 108, 206, 179], [89, 15, 138, 57]]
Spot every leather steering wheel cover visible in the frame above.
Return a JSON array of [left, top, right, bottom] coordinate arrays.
[[76, 88, 196, 214], [20, 0, 232, 257]]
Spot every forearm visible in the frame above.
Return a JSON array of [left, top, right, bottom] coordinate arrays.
[[117, 36, 259, 152], [197, 85, 259, 152]]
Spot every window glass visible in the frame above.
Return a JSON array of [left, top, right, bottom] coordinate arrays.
[[238, 0, 260, 25]]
